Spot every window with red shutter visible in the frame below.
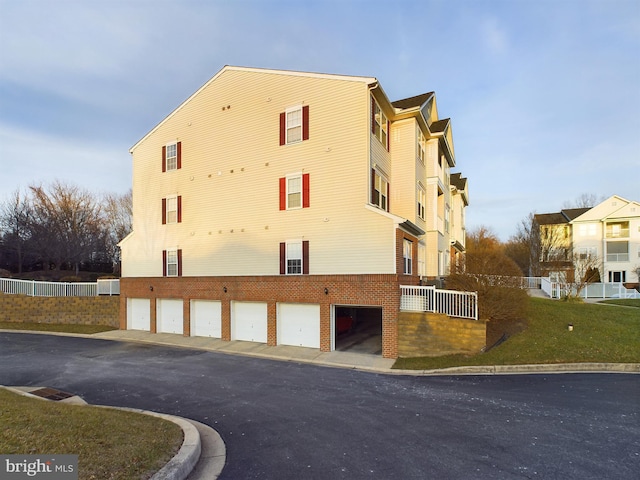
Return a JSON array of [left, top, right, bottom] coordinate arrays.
[[280, 106, 309, 145], [280, 174, 310, 210]]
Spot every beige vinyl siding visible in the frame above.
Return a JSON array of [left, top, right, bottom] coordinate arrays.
[[389, 119, 426, 228], [124, 69, 396, 277]]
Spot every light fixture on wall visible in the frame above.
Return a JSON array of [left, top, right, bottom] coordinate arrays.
[[223, 286, 228, 293], [149, 286, 153, 292], [324, 288, 329, 295]]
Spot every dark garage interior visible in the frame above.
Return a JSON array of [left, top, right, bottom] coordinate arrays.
[[334, 306, 382, 355]]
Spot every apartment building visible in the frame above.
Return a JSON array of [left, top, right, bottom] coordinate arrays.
[[119, 66, 469, 358], [534, 195, 640, 285]]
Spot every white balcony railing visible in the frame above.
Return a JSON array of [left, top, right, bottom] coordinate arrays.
[[401, 285, 478, 320]]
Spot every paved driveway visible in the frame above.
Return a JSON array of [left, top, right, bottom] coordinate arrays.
[[1, 332, 638, 479]]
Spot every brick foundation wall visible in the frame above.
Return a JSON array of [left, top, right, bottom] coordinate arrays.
[[120, 274, 418, 359], [398, 311, 486, 357], [0, 294, 120, 327]]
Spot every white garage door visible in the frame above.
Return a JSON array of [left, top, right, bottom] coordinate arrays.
[[190, 300, 222, 338], [127, 298, 150, 331], [231, 301, 267, 343], [277, 303, 320, 348], [157, 298, 184, 334]]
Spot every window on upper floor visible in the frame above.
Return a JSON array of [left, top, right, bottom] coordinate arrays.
[[403, 239, 413, 275], [280, 105, 309, 145], [279, 240, 309, 275], [162, 195, 182, 225], [578, 246, 597, 260], [279, 173, 310, 210], [606, 222, 629, 238], [371, 96, 389, 151], [578, 223, 597, 236], [417, 128, 426, 163], [162, 142, 181, 172], [417, 185, 426, 221], [444, 206, 450, 233], [371, 169, 389, 211], [163, 249, 182, 277]]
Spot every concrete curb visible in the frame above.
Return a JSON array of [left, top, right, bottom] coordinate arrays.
[[390, 362, 640, 376], [98, 406, 201, 480], [1, 385, 225, 480]]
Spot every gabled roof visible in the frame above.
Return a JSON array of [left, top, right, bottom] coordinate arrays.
[[450, 173, 467, 191], [571, 195, 638, 222], [534, 207, 590, 225], [430, 119, 450, 134], [391, 92, 434, 110], [131, 65, 378, 153], [562, 208, 590, 221]]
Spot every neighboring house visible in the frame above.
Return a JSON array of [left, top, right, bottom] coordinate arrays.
[[534, 208, 589, 281], [571, 195, 640, 286], [119, 66, 469, 359], [534, 195, 640, 286]]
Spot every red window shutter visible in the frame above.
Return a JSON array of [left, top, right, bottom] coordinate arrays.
[[177, 249, 183, 277], [162, 146, 167, 173], [177, 196, 182, 223], [279, 242, 286, 275], [302, 105, 309, 141], [279, 112, 286, 146], [387, 183, 390, 211], [302, 173, 310, 208], [177, 141, 182, 169], [162, 198, 167, 225], [279, 177, 286, 210], [371, 169, 376, 204], [302, 241, 309, 275], [371, 96, 375, 134], [162, 250, 167, 276]]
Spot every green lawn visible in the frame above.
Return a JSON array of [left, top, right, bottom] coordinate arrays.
[[393, 297, 640, 370], [0, 388, 183, 480], [599, 298, 640, 308]]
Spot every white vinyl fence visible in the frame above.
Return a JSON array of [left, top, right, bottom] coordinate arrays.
[[400, 285, 478, 320], [0, 277, 120, 297], [540, 277, 639, 299]]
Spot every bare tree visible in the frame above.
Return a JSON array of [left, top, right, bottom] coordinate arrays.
[[562, 193, 603, 209], [562, 253, 602, 299], [103, 189, 132, 270], [504, 212, 536, 276], [29, 180, 106, 274], [0, 189, 33, 273]]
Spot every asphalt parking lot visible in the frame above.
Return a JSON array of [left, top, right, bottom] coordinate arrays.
[[1, 332, 639, 479]]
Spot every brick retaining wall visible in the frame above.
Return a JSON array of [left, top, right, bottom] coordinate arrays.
[[0, 294, 119, 327], [398, 311, 486, 357]]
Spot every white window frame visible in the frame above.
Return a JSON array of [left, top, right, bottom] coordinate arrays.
[[286, 240, 303, 275], [286, 106, 303, 145], [418, 243, 426, 277], [373, 97, 388, 147], [373, 171, 388, 211], [578, 246, 597, 260], [166, 142, 178, 171], [286, 174, 302, 210], [417, 184, 426, 221], [417, 128, 426, 163], [166, 249, 178, 277], [166, 195, 178, 224], [403, 239, 413, 275]]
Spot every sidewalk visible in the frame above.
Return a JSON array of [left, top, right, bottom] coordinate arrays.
[[91, 329, 640, 375]]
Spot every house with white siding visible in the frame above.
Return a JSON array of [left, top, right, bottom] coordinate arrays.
[[119, 66, 469, 358], [534, 195, 640, 287], [571, 195, 640, 285]]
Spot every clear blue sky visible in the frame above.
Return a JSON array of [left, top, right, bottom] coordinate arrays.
[[1, 0, 638, 240]]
